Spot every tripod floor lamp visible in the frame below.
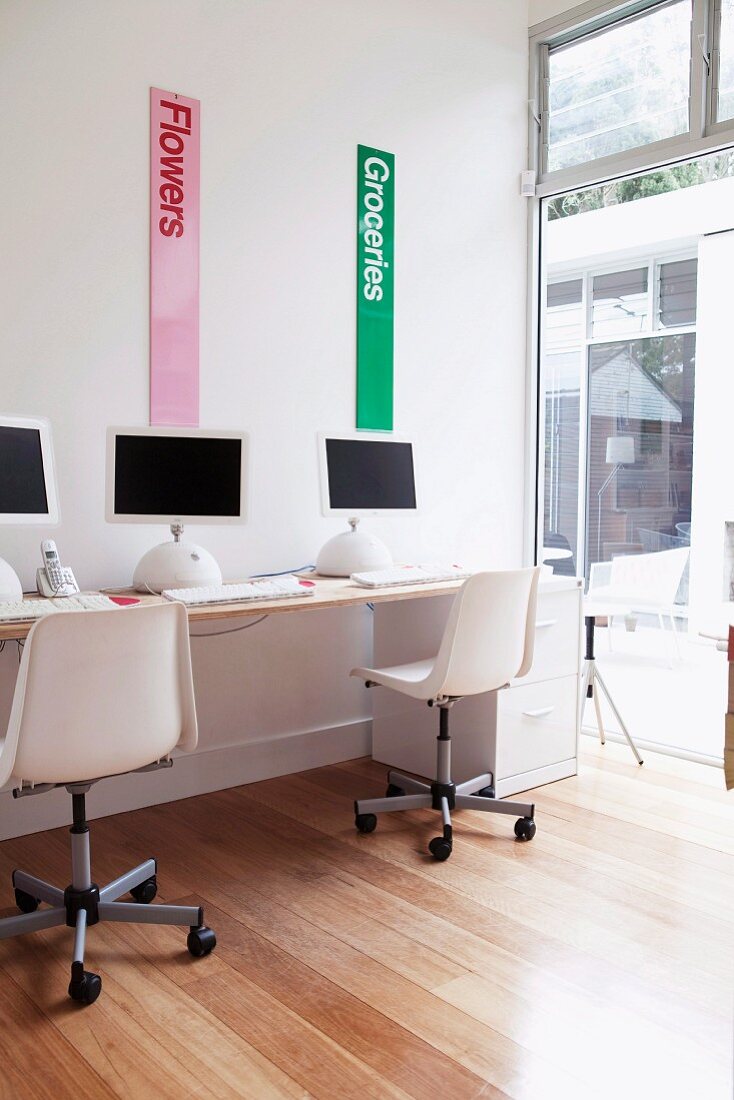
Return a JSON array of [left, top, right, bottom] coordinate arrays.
[[597, 435, 635, 561], [581, 606, 644, 765]]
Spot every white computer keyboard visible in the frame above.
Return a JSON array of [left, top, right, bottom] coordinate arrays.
[[161, 575, 316, 606], [0, 594, 121, 622], [350, 565, 472, 588]]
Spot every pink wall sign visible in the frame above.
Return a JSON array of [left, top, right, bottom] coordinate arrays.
[[150, 88, 200, 426]]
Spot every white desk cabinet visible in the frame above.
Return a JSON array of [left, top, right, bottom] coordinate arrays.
[[370, 577, 582, 797]]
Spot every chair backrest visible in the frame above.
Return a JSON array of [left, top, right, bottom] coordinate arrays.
[[608, 546, 690, 606], [430, 567, 540, 699], [1, 602, 197, 789]]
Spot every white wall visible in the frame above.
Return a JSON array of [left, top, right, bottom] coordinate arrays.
[[0, 0, 530, 833]]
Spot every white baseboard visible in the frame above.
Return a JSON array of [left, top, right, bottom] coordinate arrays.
[[0, 720, 372, 841]]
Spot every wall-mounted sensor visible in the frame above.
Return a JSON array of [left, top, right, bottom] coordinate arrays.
[[520, 170, 536, 198]]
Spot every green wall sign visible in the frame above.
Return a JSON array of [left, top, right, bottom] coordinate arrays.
[[356, 144, 394, 430]]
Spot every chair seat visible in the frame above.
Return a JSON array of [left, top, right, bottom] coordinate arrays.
[[351, 658, 438, 700]]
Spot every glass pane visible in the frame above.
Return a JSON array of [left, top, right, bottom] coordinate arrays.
[[547, 1, 691, 173], [547, 279, 584, 346], [719, 0, 734, 121], [658, 258, 697, 327], [592, 268, 648, 337], [542, 280, 584, 574], [547, 278, 583, 310], [546, 152, 734, 221], [536, 164, 728, 762], [586, 334, 695, 586]]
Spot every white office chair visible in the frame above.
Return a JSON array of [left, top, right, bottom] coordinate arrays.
[[352, 567, 540, 860], [586, 546, 689, 662], [0, 602, 215, 1005]]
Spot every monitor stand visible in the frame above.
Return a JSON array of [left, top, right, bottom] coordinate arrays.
[[0, 556, 23, 602], [316, 517, 392, 577], [132, 524, 223, 594]]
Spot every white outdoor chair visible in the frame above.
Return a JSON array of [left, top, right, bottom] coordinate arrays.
[[351, 568, 540, 861], [587, 546, 690, 661], [0, 602, 215, 1005]]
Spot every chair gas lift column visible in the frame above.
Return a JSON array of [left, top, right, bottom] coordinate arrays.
[[582, 607, 644, 766]]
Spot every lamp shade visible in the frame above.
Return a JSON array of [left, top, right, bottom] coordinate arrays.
[[605, 435, 634, 465]]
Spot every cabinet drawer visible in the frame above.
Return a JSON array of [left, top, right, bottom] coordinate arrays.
[[516, 588, 581, 686], [497, 675, 578, 782]]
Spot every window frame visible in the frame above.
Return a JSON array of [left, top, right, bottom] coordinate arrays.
[[709, 0, 734, 128], [529, 0, 734, 196]]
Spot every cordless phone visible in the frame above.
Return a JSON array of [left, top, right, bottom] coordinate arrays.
[[37, 540, 80, 598]]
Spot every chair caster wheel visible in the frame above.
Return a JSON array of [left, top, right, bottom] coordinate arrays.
[[130, 876, 157, 903], [187, 926, 217, 957], [14, 888, 39, 914], [386, 784, 405, 798], [355, 813, 377, 834], [428, 837, 452, 861], [514, 817, 536, 841], [68, 968, 102, 1005], [473, 786, 495, 800]]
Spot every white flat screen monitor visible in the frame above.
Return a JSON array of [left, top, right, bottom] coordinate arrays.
[[0, 415, 59, 524], [319, 432, 417, 515], [106, 427, 249, 524]]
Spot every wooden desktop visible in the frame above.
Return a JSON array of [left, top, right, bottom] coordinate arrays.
[[0, 573, 582, 799], [0, 575, 465, 643]]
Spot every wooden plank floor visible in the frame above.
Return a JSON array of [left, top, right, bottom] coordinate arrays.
[[0, 740, 731, 1100]]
